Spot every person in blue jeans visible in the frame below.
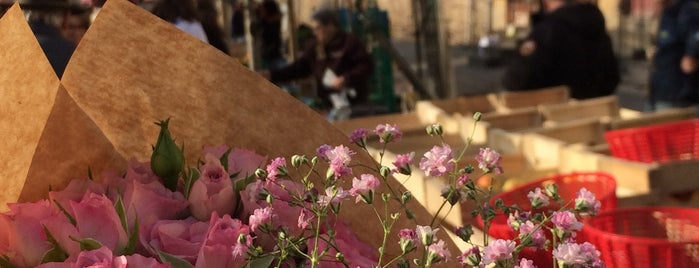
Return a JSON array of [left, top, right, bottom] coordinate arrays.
[[647, 0, 699, 112]]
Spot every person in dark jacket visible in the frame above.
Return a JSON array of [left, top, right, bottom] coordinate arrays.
[[502, 0, 620, 100], [259, 9, 373, 120], [647, 0, 699, 111], [2, 0, 78, 78]]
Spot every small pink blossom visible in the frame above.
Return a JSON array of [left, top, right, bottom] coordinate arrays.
[[316, 144, 333, 161], [397, 228, 418, 253], [317, 187, 348, 206], [391, 152, 414, 175], [349, 128, 370, 144], [575, 188, 601, 214], [426, 240, 451, 263], [374, 123, 402, 143], [527, 187, 550, 209], [457, 246, 481, 266], [551, 211, 583, 233], [419, 144, 455, 177], [552, 242, 603, 267], [249, 207, 274, 232], [515, 258, 537, 268], [482, 239, 516, 265], [349, 174, 380, 203], [298, 208, 313, 230], [456, 174, 470, 188], [476, 147, 503, 174], [416, 225, 439, 246], [325, 145, 355, 179], [71, 193, 129, 253], [519, 220, 546, 248], [266, 157, 287, 181]]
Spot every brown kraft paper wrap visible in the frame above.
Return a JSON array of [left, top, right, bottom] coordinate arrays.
[[0, 0, 459, 262]]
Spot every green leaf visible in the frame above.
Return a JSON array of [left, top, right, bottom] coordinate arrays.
[[0, 255, 18, 268], [114, 194, 128, 232], [234, 174, 256, 192], [156, 248, 195, 268], [70, 237, 102, 251], [53, 200, 76, 226], [124, 215, 139, 255], [221, 147, 232, 172], [40, 226, 68, 264], [183, 166, 201, 199], [249, 255, 275, 268]]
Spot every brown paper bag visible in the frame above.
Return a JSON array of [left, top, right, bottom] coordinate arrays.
[[0, 0, 459, 262]]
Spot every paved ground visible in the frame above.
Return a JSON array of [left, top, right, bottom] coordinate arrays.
[[391, 41, 650, 111]]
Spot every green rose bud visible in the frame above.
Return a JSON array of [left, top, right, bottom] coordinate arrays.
[[150, 118, 184, 191]]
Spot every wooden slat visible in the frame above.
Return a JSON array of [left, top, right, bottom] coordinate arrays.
[[539, 95, 620, 124], [609, 107, 697, 130], [497, 85, 570, 110]]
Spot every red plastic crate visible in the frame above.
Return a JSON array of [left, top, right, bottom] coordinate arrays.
[[604, 119, 699, 163], [581, 207, 699, 268], [475, 172, 617, 266]]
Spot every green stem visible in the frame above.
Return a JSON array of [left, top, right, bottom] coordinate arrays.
[[310, 214, 324, 268], [429, 199, 449, 227]]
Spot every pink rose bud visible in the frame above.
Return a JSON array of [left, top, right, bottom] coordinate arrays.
[[188, 154, 237, 221]]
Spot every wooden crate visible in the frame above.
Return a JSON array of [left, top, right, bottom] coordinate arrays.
[[559, 145, 699, 203], [539, 95, 620, 124], [458, 107, 544, 145], [608, 107, 696, 130], [425, 94, 497, 116], [490, 85, 570, 111]]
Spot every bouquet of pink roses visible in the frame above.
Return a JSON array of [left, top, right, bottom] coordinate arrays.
[[0, 113, 607, 268]]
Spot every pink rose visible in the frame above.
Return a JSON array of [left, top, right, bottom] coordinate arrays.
[[70, 193, 129, 253], [195, 212, 251, 268], [188, 154, 236, 221], [228, 148, 266, 178], [123, 158, 161, 184], [49, 178, 106, 214], [145, 217, 209, 263], [202, 145, 266, 178], [35, 247, 168, 268], [0, 200, 63, 267], [122, 178, 189, 230]]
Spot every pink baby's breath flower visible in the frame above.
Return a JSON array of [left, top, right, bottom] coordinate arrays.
[[426, 240, 451, 264], [398, 228, 418, 253], [419, 144, 455, 177], [456, 174, 470, 188], [527, 187, 550, 209], [392, 152, 414, 175], [317, 187, 348, 206], [266, 157, 287, 182], [316, 144, 332, 162], [374, 123, 402, 143], [457, 246, 481, 266], [482, 239, 516, 265], [515, 258, 537, 268], [553, 242, 602, 267], [297, 208, 313, 230], [349, 174, 380, 203], [551, 211, 583, 233], [476, 147, 503, 174], [575, 188, 601, 214], [519, 220, 546, 248], [249, 207, 273, 232], [349, 128, 370, 145], [325, 145, 355, 179], [416, 225, 439, 246]]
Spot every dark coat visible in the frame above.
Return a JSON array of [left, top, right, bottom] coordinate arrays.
[[269, 31, 373, 108], [29, 20, 75, 78], [650, 0, 699, 105], [502, 3, 620, 100]]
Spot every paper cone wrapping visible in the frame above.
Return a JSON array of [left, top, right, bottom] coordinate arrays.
[[0, 0, 459, 262]]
